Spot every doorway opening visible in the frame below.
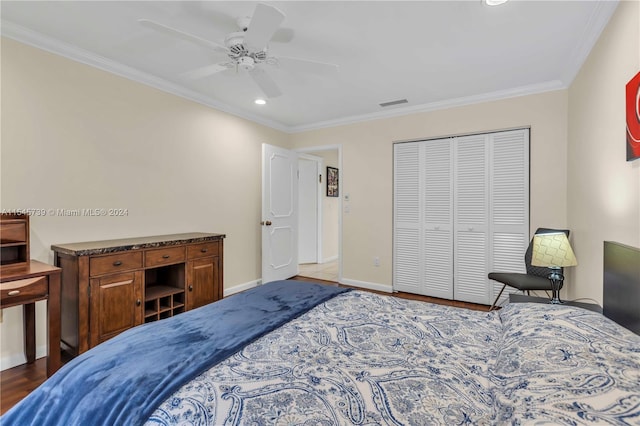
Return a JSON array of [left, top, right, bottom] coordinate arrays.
[[296, 146, 341, 282]]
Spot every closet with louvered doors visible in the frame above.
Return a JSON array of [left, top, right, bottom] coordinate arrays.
[[393, 129, 529, 305]]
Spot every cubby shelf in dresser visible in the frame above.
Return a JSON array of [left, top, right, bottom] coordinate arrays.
[[52, 232, 225, 356], [144, 285, 186, 322], [0, 214, 30, 268]]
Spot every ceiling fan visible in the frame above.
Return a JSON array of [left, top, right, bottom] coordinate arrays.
[[139, 3, 339, 99]]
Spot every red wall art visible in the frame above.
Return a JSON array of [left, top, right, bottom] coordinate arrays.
[[626, 71, 640, 161]]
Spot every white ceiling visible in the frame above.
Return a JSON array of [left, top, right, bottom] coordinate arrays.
[[1, 1, 618, 132]]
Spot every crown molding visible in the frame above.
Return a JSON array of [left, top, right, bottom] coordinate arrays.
[[2, 0, 616, 137], [0, 20, 290, 133], [288, 80, 566, 133], [559, 0, 619, 86]]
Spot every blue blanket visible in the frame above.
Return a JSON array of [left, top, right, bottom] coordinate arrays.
[[2, 280, 349, 426]]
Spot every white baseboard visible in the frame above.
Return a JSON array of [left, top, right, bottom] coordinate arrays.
[[0, 345, 47, 372], [340, 278, 393, 293], [223, 279, 261, 298], [321, 255, 338, 263]]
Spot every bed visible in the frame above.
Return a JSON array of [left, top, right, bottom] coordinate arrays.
[[3, 246, 640, 425]]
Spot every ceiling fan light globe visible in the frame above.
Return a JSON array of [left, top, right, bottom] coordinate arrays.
[[238, 56, 255, 71]]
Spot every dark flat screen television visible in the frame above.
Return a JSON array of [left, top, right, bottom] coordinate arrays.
[[603, 241, 640, 335]]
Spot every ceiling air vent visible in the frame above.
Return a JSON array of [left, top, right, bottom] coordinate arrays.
[[379, 99, 408, 107]]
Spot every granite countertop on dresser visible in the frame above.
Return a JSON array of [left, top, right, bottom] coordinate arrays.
[[51, 233, 226, 256]]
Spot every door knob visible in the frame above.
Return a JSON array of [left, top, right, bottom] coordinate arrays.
[[260, 220, 272, 226]]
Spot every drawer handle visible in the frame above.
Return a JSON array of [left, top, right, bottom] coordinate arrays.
[[162, 254, 170, 259], [200, 248, 208, 253], [113, 261, 123, 266], [8, 290, 20, 296]]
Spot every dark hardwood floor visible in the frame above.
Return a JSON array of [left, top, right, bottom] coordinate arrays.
[[0, 276, 490, 415], [294, 275, 491, 312], [1, 357, 47, 415]]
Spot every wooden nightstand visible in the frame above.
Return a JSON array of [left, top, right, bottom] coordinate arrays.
[[0, 261, 62, 376], [1, 213, 62, 377], [509, 293, 602, 313]]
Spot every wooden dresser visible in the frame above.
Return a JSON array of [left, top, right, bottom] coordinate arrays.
[[51, 232, 225, 356]]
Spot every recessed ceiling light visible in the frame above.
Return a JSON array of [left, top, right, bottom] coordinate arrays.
[[484, 0, 508, 5], [254, 99, 267, 105]]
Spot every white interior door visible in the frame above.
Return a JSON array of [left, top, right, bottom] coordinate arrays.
[[453, 134, 490, 304], [489, 129, 530, 306], [262, 144, 299, 283]]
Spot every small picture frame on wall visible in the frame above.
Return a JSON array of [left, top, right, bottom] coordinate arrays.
[[626, 71, 640, 161], [327, 166, 339, 197]]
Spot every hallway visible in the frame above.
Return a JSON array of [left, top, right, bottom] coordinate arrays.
[[298, 259, 338, 282]]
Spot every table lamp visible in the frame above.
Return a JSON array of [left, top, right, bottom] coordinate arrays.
[[531, 231, 578, 304]]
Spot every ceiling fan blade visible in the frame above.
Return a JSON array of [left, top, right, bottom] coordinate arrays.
[[276, 56, 339, 75], [180, 2, 238, 34], [249, 68, 282, 98], [138, 19, 228, 54], [243, 3, 285, 51], [271, 28, 294, 44], [181, 63, 230, 80]]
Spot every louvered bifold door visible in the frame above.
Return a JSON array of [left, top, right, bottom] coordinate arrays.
[[394, 142, 422, 293], [422, 139, 453, 298], [453, 134, 490, 304], [394, 129, 529, 303], [489, 129, 530, 306]]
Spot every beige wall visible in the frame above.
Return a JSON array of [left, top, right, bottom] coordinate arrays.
[[291, 90, 570, 289], [0, 38, 290, 368], [567, 0, 640, 303]]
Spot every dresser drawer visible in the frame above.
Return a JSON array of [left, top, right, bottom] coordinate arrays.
[[1, 222, 27, 243], [187, 242, 219, 259], [145, 246, 185, 268], [90, 252, 143, 277], [1, 276, 47, 306]]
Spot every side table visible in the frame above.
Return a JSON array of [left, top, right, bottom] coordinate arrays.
[[509, 293, 602, 313], [0, 260, 62, 376]]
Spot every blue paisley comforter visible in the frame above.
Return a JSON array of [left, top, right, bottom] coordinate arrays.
[[2, 280, 349, 426], [148, 290, 640, 425]]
